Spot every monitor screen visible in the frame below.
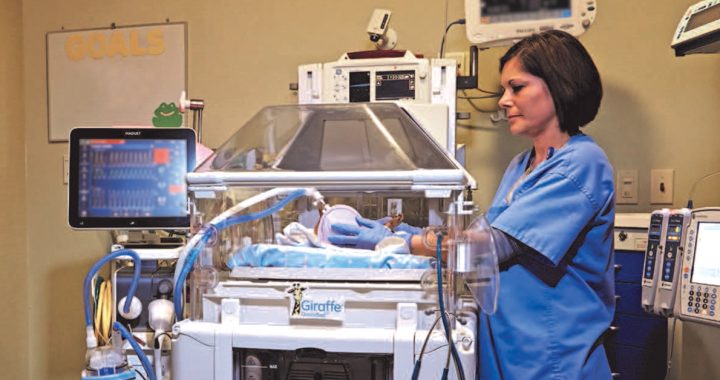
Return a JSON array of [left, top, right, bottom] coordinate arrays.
[[68, 128, 196, 229], [686, 3, 720, 33], [480, 0, 571, 24], [691, 222, 720, 286]]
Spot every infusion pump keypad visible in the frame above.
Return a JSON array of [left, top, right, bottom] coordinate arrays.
[[685, 286, 717, 317]]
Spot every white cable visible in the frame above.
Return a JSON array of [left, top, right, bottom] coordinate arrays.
[[154, 333, 168, 380]]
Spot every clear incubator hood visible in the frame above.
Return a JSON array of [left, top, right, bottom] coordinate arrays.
[[189, 103, 474, 191], [182, 103, 497, 320]]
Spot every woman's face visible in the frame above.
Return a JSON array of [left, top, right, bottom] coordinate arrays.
[[498, 57, 559, 138]]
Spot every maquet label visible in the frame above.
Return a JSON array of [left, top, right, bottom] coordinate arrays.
[[286, 283, 346, 321]]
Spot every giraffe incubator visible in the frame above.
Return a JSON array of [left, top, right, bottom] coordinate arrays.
[[170, 103, 499, 380]]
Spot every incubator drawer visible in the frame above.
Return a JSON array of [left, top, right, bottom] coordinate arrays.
[[606, 343, 666, 380], [606, 314, 666, 349], [614, 250, 644, 284]]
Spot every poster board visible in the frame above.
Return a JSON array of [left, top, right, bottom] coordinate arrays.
[[46, 22, 187, 142]]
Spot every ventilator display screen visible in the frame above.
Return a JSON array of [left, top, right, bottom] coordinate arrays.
[[69, 128, 195, 229], [481, 0, 571, 23], [691, 222, 720, 286]]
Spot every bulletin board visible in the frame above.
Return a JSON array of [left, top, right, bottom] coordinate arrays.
[[46, 22, 187, 142]]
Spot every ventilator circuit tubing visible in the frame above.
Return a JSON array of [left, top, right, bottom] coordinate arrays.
[[114, 321, 157, 380], [173, 188, 323, 319], [436, 233, 466, 380], [83, 249, 141, 342]]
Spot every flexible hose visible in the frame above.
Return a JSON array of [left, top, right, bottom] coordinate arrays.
[[173, 187, 321, 286], [113, 322, 157, 380], [436, 234, 466, 380], [84, 250, 141, 328], [173, 188, 318, 318], [173, 231, 212, 318]]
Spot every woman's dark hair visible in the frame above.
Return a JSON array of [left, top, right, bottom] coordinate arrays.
[[499, 30, 602, 135]]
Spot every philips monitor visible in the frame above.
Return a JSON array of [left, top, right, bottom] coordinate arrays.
[[465, 0, 597, 47], [68, 128, 196, 229]]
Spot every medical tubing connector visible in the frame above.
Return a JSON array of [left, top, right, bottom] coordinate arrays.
[[84, 249, 141, 349], [436, 233, 466, 380], [113, 322, 157, 380], [173, 188, 322, 318]]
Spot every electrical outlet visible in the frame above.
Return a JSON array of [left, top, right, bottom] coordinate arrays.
[[616, 169, 638, 204], [445, 51, 467, 76], [650, 169, 674, 204]]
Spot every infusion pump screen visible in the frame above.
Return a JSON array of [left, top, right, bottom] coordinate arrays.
[[480, 0, 571, 23], [691, 222, 720, 286], [78, 138, 188, 218]]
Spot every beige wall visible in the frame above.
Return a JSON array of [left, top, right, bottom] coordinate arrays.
[[0, 0, 28, 378], [17, 0, 720, 379]]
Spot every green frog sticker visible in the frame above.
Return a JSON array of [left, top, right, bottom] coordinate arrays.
[[152, 102, 183, 127]]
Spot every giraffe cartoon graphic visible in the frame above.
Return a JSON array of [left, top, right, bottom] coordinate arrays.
[[287, 283, 307, 317]]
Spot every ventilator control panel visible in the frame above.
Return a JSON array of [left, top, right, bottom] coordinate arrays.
[[679, 208, 720, 325]]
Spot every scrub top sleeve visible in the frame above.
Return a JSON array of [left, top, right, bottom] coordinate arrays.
[[491, 172, 596, 266]]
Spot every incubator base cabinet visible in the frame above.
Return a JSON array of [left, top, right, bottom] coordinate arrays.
[[172, 271, 477, 380]]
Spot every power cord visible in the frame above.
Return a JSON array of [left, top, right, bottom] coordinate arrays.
[[439, 19, 466, 58], [686, 170, 720, 208], [664, 317, 678, 380], [93, 277, 113, 345], [412, 314, 442, 380]]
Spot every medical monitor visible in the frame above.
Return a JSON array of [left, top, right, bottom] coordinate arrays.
[[464, 0, 597, 47], [671, 0, 720, 56], [678, 208, 720, 325], [68, 128, 196, 230], [691, 222, 720, 286]]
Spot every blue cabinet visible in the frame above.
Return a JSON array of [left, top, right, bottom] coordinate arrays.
[[606, 245, 667, 379]]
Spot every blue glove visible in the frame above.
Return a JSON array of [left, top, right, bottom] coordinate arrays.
[[328, 216, 394, 250], [377, 217, 423, 235]]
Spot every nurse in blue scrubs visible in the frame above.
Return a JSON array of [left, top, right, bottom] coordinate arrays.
[[327, 29, 615, 380], [479, 30, 615, 379]]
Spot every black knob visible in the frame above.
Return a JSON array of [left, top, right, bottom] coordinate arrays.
[[157, 279, 173, 298], [618, 231, 628, 241]]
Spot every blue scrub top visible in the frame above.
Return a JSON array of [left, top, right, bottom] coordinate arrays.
[[480, 134, 616, 380]]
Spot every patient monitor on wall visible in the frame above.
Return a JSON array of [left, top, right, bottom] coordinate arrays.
[[672, 0, 720, 56], [464, 0, 597, 47]]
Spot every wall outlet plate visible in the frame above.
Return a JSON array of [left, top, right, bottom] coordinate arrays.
[[617, 169, 638, 204], [650, 169, 674, 204]]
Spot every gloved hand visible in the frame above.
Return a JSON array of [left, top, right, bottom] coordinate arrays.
[[328, 216, 394, 250], [377, 216, 423, 235]]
